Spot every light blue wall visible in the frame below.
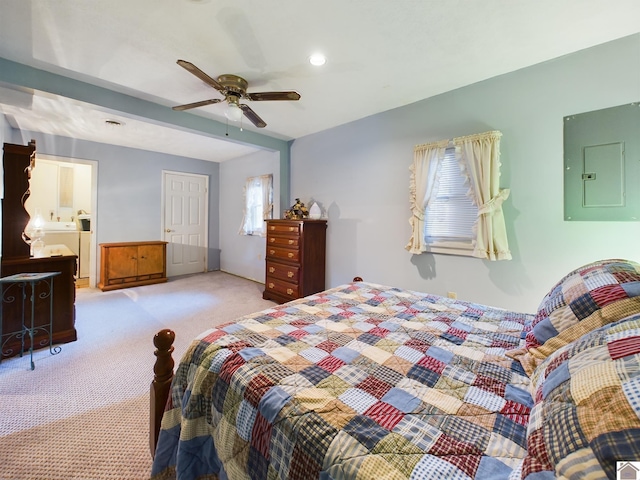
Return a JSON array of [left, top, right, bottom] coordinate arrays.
[[219, 149, 280, 283], [14, 130, 222, 270], [0, 114, 10, 146], [291, 34, 640, 312]]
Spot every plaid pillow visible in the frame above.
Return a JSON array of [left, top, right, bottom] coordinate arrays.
[[523, 314, 640, 479], [524, 259, 640, 365]]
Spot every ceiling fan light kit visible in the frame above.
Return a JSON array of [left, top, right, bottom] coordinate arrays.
[[225, 102, 243, 122], [172, 60, 301, 128]]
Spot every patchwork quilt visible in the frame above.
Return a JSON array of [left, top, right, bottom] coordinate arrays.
[[151, 282, 533, 480]]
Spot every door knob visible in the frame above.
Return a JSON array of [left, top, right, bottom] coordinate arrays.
[[165, 229, 174, 232]]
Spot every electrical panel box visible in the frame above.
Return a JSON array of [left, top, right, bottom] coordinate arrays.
[[564, 102, 640, 221]]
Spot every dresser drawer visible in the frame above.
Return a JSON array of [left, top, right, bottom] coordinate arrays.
[[267, 235, 299, 247], [265, 278, 299, 300], [266, 246, 300, 262], [266, 260, 299, 283], [267, 223, 300, 235]]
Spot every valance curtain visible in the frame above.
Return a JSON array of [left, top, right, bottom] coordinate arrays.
[[406, 131, 511, 260], [454, 130, 511, 260], [405, 140, 449, 254], [238, 174, 273, 236]]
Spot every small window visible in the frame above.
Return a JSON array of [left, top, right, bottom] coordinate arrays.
[[239, 174, 273, 236], [424, 148, 477, 254]]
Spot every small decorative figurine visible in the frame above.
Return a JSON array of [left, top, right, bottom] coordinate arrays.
[[284, 198, 309, 219]]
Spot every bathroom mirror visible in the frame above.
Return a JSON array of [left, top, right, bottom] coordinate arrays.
[[59, 166, 74, 208]]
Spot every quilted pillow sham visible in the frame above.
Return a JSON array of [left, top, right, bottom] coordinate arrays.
[[524, 259, 640, 367], [522, 313, 640, 479]]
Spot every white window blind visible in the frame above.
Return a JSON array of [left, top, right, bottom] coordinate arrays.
[[424, 148, 477, 244]]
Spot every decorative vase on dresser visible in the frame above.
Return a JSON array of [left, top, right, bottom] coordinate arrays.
[[263, 219, 327, 304]]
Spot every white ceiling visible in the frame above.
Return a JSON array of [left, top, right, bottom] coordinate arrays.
[[0, 0, 639, 162]]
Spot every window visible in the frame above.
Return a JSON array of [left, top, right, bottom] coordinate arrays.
[[239, 174, 273, 236], [424, 148, 477, 254], [406, 131, 511, 260]]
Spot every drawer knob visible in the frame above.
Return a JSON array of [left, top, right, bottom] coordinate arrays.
[[269, 267, 275, 273], [289, 227, 295, 231], [270, 238, 275, 243], [268, 283, 274, 289], [287, 289, 293, 295], [287, 271, 294, 278], [269, 250, 275, 255], [288, 253, 293, 258], [288, 240, 294, 244], [270, 226, 275, 230]]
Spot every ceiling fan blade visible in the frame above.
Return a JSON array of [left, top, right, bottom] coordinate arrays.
[[239, 104, 267, 128], [245, 91, 300, 101], [176, 60, 225, 92], [172, 99, 222, 111]]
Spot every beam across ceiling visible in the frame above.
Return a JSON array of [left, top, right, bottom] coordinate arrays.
[[0, 57, 292, 209]]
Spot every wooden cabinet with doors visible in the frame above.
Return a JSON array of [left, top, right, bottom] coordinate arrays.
[[98, 241, 167, 291], [263, 219, 327, 304], [1, 141, 78, 358]]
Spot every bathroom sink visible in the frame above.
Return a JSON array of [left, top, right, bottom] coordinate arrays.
[[41, 221, 78, 231]]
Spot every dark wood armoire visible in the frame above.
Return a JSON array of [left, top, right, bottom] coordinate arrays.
[[1, 141, 77, 360]]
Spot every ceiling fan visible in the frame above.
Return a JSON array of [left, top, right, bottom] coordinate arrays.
[[172, 60, 300, 128]]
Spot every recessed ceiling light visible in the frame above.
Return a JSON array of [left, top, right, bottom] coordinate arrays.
[[309, 53, 326, 66]]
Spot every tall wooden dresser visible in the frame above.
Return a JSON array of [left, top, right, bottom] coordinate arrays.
[[263, 219, 327, 304]]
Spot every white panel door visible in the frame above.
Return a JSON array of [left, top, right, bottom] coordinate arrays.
[[163, 172, 208, 277]]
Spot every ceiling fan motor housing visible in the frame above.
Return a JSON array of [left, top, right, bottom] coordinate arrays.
[[217, 74, 248, 97]]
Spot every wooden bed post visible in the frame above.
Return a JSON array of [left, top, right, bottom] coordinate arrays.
[[150, 328, 175, 458]]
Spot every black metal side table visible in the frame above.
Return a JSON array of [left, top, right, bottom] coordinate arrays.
[[0, 271, 61, 370]]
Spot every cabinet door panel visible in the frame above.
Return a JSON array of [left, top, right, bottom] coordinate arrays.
[[107, 246, 138, 279], [138, 244, 165, 276]]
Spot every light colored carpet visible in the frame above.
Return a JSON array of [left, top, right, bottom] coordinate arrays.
[[0, 271, 276, 480]]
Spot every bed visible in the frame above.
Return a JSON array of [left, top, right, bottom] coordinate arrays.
[[150, 259, 640, 480]]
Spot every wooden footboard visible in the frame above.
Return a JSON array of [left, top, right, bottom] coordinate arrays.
[[150, 328, 175, 458]]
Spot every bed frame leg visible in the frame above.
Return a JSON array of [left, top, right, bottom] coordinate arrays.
[[150, 328, 175, 458]]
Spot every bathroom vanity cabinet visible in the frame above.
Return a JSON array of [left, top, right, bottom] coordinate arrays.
[[98, 241, 168, 291]]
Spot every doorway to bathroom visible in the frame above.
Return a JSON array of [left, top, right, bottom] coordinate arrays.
[[25, 154, 98, 288]]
